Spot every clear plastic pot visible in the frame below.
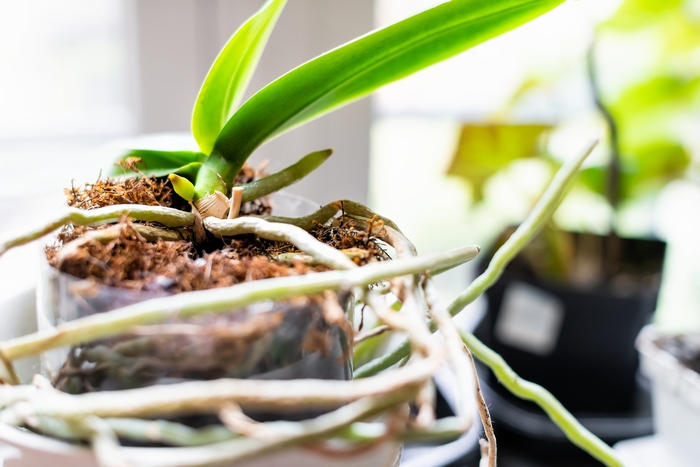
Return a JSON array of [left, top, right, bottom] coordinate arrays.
[[36, 193, 353, 395]]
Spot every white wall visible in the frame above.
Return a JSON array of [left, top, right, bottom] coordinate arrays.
[[130, 0, 374, 204]]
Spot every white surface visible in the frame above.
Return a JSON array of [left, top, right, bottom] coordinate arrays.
[[614, 435, 670, 467], [637, 326, 700, 467]]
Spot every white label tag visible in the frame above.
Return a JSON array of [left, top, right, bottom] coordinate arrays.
[[494, 281, 564, 356]]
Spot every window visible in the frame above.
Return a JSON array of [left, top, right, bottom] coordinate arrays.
[[370, 0, 621, 300]]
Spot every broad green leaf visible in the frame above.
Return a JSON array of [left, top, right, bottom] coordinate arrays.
[[606, 0, 684, 31], [621, 141, 690, 199], [170, 162, 204, 182], [576, 141, 689, 203], [659, 11, 700, 54], [200, 0, 564, 195], [577, 166, 606, 196], [110, 150, 205, 178], [192, 0, 286, 155], [447, 124, 551, 200], [611, 76, 700, 118]]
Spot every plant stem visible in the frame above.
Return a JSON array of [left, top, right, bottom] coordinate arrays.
[[399, 416, 469, 443], [33, 416, 238, 447], [459, 330, 623, 467], [587, 40, 622, 278], [29, 415, 463, 447], [138, 392, 412, 467], [263, 203, 341, 230], [353, 140, 621, 466], [463, 343, 496, 467], [354, 139, 598, 379], [83, 416, 130, 467], [379, 225, 468, 424], [448, 138, 597, 315], [1, 357, 435, 420], [9, 394, 414, 467], [203, 216, 356, 270], [240, 150, 332, 203], [339, 200, 403, 233], [263, 199, 403, 233], [354, 325, 390, 344], [0, 205, 194, 258], [423, 280, 475, 423], [587, 42, 620, 212], [0, 245, 478, 365]]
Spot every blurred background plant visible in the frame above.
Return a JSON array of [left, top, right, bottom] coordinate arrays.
[[449, 0, 700, 238], [371, 0, 700, 332]]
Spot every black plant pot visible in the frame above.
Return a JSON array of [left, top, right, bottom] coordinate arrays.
[[474, 230, 665, 445]]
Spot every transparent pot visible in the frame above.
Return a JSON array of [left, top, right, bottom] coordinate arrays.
[[36, 192, 353, 395]]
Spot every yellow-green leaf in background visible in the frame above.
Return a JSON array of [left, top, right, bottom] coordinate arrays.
[[611, 76, 700, 118], [447, 124, 551, 200], [621, 141, 690, 199], [576, 141, 689, 203], [606, 0, 684, 31]]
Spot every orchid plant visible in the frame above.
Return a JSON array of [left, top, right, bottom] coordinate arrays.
[[117, 0, 565, 219], [0, 1, 627, 466]]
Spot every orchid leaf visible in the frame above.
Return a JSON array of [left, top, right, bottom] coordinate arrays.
[[111, 150, 205, 179], [192, 0, 286, 155], [169, 174, 196, 202], [240, 149, 332, 203], [448, 124, 551, 200], [170, 162, 204, 182], [200, 0, 564, 195]]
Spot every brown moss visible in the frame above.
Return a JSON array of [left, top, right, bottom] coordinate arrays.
[[49, 222, 329, 293], [48, 213, 389, 292], [67, 176, 174, 210], [66, 162, 271, 215]]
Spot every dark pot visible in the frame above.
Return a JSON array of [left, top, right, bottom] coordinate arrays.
[[474, 230, 665, 444]]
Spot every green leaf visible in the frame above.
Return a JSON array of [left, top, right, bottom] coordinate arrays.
[[168, 174, 196, 202], [240, 149, 332, 203], [192, 0, 286, 155], [170, 162, 204, 182], [197, 0, 564, 196], [621, 141, 690, 199], [447, 124, 551, 200], [577, 166, 606, 196], [576, 142, 689, 203], [111, 150, 205, 178], [611, 76, 700, 118], [605, 0, 684, 31]]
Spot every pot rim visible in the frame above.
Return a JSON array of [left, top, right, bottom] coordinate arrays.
[[637, 325, 700, 413]]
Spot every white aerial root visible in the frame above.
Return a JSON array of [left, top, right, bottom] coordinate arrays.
[[204, 216, 357, 270], [0, 204, 194, 258], [0, 356, 439, 421], [227, 186, 243, 219], [0, 198, 488, 467]]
